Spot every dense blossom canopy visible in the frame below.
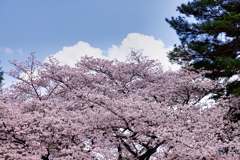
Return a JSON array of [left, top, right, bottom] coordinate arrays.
[[0, 52, 239, 159]]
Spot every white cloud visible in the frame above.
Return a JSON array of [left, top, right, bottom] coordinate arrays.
[[107, 33, 179, 70], [0, 47, 14, 55], [5, 47, 14, 55], [45, 33, 180, 70], [16, 49, 24, 55], [45, 41, 103, 67]]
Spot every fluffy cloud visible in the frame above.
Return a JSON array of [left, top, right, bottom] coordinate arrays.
[[0, 47, 24, 56], [0, 47, 14, 55], [107, 33, 180, 70], [45, 41, 103, 67], [16, 49, 24, 55], [45, 33, 180, 70]]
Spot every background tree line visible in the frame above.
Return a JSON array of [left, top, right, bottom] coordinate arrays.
[[166, 0, 240, 98], [166, 0, 240, 123]]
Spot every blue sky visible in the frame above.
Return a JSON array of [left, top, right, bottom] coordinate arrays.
[[0, 0, 190, 86]]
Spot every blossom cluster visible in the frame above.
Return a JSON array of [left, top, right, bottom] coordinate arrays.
[[0, 52, 239, 159]]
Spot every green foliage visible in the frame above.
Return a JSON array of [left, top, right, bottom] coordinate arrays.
[[166, 0, 240, 97], [118, 156, 130, 160], [0, 65, 3, 86], [226, 81, 240, 96]]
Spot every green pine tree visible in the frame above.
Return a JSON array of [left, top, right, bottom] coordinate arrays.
[[0, 65, 3, 85], [0, 64, 3, 94], [166, 0, 240, 97]]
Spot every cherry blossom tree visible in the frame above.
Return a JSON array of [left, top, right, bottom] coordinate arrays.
[[0, 52, 239, 159]]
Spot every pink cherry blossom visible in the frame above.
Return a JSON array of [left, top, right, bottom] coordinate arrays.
[[0, 52, 239, 159]]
